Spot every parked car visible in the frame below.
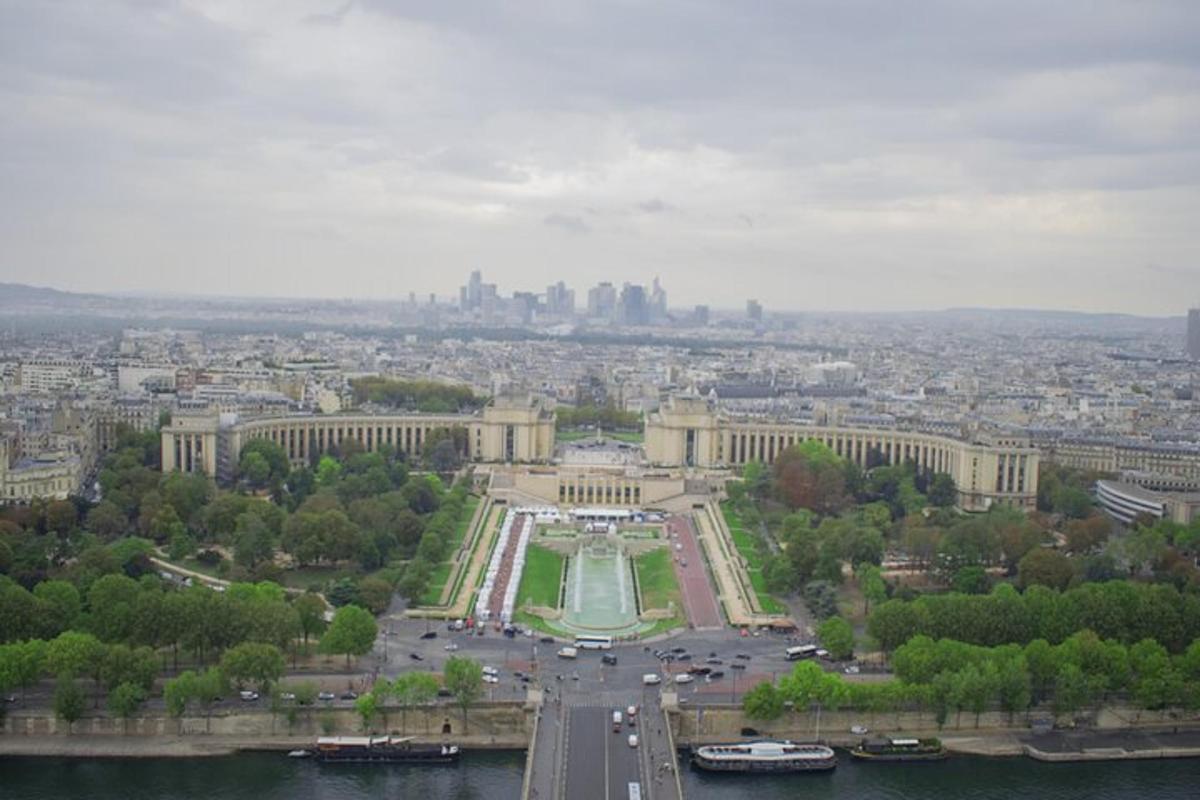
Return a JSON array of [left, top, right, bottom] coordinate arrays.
[[735, 653, 751, 660], [707, 670, 725, 681], [540, 636, 555, 644], [642, 674, 662, 686], [317, 691, 336, 701], [670, 647, 686, 654], [239, 690, 259, 702], [437, 688, 453, 698], [340, 691, 358, 700], [674, 673, 694, 684], [410, 653, 424, 661], [844, 664, 860, 675], [444, 643, 460, 651], [676, 653, 692, 661], [419, 631, 437, 640], [483, 675, 499, 684], [851, 724, 869, 735], [280, 692, 296, 702], [482, 666, 499, 676], [730, 662, 746, 670], [705, 657, 722, 665]]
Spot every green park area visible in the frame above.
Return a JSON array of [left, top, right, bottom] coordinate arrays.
[[515, 544, 564, 609], [419, 494, 481, 606], [721, 501, 784, 614], [633, 548, 681, 611]]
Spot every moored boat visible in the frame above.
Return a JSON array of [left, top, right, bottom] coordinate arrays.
[[849, 737, 947, 762], [691, 740, 837, 773], [297, 736, 460, 764]]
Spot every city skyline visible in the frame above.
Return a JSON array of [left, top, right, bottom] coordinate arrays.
[[1, 2, 1198, 314]]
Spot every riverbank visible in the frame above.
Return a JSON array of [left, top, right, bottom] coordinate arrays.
[[0, 734, 528, 759]]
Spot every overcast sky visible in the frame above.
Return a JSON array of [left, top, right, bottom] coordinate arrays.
[[2, 1, 1198, 313]]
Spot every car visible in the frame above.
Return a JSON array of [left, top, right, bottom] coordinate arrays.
[[420, 630, 437, 640], [730, 662, 746, 670], [444, 643, 460, 651], [317, 691, 336, 701], [687, 666, 710, 676], [851, 724, 869, 735], [514, 670, 526, 679], [475, 627, 485, 636], [239, 690, 259, 701], [739, 628, 749, 637], [540, 636, 555, 644], [280, 692, 296, 702], [4, 694, 17, 703], [707, 670, 725, 680], [675, 543, 682, 551], [340, 691, 358, 700], [680, 559, 687, 567], [627, 705, 638, 719], [670, 647, 686, 654], [815, 648, 829, 658], [628, 734, 639, 748], [642, 674, 662, 686], [482, 675, 499, 684], [705, 657, 722, 665], [674, 673, 694, 684], [437, 688, 453, 698], [601, 654, 618, 665], [735, 653, 751, 660], [410, 653, 424, 661], [520, 675, 532, 683], [844, 665, 860, 675], [482, 666, 499, 676], [676, 653, 692, 662]]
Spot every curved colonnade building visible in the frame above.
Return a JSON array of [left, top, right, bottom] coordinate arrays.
[[161, 394, 555, 481], [162, 392, 1038, 512], [644, 395, 1039, 512]]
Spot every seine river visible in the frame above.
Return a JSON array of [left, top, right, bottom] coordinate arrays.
[[3, 751, 1199, 799]]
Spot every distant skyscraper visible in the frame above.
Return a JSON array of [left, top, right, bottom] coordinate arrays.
[[1189, 308, 1200, 360], [618, 283, 649, 326], [693, 305, 710, 326], [460, 269, 483, 311], [746, 299, 763, 322], [587, 282, 617, 319], [650, 276, 668, 320], [545, 281, 575, 316]]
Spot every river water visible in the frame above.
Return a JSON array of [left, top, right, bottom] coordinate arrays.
[[2, 751, 1198, 799]]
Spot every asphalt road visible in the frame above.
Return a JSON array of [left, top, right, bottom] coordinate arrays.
[[563, 706, 641, 800]]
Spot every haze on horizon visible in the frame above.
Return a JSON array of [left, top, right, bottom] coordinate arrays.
[[1, 1, 1198, 315]]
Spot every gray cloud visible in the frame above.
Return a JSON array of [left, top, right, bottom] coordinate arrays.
[[0, 0, 1197, 312], [543, 213, 590, 234]]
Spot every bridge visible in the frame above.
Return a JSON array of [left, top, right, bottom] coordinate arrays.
[[523, 685, 683, 800]]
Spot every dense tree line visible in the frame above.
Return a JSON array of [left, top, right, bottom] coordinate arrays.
[[555, 402, 641, 431], [744, 636, 1200, 727], [350, 377, 484, 413], [867, 581, 1200, 654]]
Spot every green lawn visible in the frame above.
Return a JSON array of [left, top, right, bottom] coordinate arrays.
[[555, 428, 643, 444], [634, 548, 682, 611], [418, 494, 481, 607], [721, 502, 784, 615], [277, 565, 353, 591], [555, 429, 597, 443], [515, 545, 564, 609]]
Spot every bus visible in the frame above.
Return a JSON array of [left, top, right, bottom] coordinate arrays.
[[574, 634, 613, 650], [785, 645, 819, 661]]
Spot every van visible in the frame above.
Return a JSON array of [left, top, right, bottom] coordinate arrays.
[[612, 711, 623, 731], [557, 647, 578, 659], [642, 674, 661, 686]]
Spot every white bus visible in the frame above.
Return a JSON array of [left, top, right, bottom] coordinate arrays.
[[785, 645, 819, 661], [574, 634, 613, 650]]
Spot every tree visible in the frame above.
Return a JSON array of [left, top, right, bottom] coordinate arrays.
[[86, 573, 141, 642], [772, 441, 849, 515], [355, 691, 379, 732], [1052, 663, 1092, 715], [444, 656, 483, 732], [240, 452, 271, 488], [928, 473, 957, 507], [86, 501, 129, 541], [742, 681, 784, 720], [108, 682, 146, 732], [356, 577, 394, 615], [54, 675, 86, 733], [195, 667, 228, 733], [319, 605, 378, 666], [220, 642, 285, 692], [952, 565, 990, 595], [34, 580, 82, 637], [867, 599, 925, 652], [164, 670, 198, 725], [1018, 548, 1074, 591], [46, 631, 105, 681], [101, 644, 158, 692], [857, 563, 887, 613], [294, 593, 327, 646], [392, 671, 440, 733], [818, 616, 855, 660]]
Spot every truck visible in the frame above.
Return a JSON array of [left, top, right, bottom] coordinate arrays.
[[557, 646, 578, 659]]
